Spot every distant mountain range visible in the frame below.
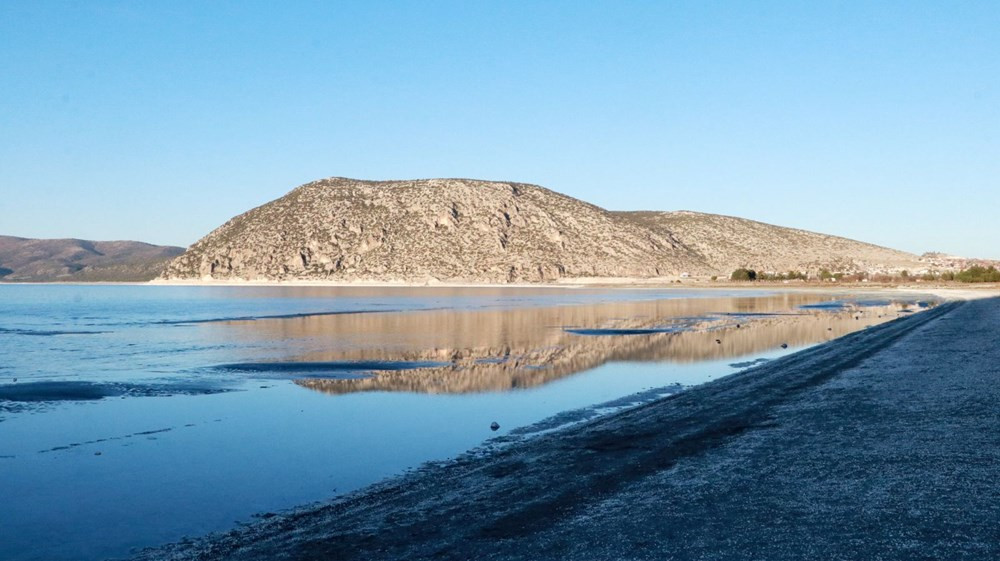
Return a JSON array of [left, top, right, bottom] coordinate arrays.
[[0, 236, 183, 282], [158, 177, 930, 283]]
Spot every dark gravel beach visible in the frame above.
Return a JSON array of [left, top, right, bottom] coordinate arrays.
[[132, 297, 1000, 561]]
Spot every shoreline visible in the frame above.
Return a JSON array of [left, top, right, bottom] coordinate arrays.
[[4, 277, 998, 299], [129, 297, 997, 560], [151, 277, 1000, 291]]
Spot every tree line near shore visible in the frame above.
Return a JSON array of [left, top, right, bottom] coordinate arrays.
[[727, 265, 1000, 283]]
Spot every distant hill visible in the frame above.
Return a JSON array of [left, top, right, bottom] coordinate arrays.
[[0, 236, 184, 282], [160, 177, 927, 283]]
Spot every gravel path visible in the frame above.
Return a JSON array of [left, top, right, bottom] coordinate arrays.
[[131, 298, 1000, 561]]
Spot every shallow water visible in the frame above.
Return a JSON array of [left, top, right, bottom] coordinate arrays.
[[0, 285, 933, 561]]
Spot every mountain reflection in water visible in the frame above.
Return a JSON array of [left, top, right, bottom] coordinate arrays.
[[210, 293, 927, 395]]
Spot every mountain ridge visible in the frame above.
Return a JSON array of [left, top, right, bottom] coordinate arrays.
[[0, 236, 184, 282]]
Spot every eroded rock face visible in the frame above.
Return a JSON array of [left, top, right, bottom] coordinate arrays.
[[161, 178, 707, 282]]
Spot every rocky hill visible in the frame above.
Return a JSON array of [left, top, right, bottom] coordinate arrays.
[[0, 236, 184, 282], [623, 211, 922, 275], [161, 178, 708, 282], [160, 177, 926, 283]]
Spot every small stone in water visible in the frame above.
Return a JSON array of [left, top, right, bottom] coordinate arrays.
[[490, 421, 500, 431]]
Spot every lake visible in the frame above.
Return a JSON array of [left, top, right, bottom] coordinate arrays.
[[0, 285, 933, 561]]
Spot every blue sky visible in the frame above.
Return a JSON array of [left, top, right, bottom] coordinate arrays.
[[1, 1, 998, 258]]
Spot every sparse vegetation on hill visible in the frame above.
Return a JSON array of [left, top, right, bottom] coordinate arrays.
[[719, 265, 1000, 285], [955, 266, 1000, 283]]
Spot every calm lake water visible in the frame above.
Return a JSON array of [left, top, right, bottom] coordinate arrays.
[[0, 285, 933, 561]]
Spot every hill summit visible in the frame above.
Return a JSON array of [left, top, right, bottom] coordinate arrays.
[[160, 177, 923, 283]]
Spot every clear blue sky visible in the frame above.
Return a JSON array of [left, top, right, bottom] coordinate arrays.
[[2, 1, 998, 258]]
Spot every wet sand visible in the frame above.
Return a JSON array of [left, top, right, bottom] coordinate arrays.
[[128, 296, 1000, 560]]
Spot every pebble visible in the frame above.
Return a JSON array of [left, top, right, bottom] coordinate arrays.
[[490, 421, 500, 431]]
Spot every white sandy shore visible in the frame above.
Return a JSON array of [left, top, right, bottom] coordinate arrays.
[[147, 277, 1000, 295], [11, 278, 998, 302], [146, 276, 698, 288]]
